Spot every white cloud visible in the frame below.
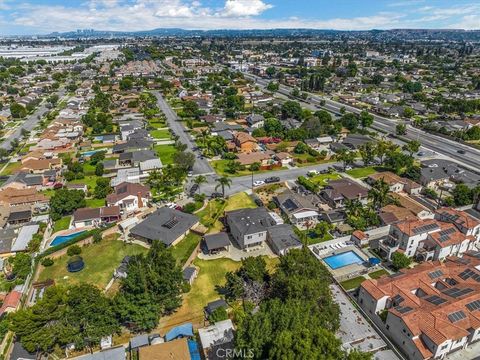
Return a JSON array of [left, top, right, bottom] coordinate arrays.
[[221, 0, 273, 17]]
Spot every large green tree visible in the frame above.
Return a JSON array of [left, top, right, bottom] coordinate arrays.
[[50, 189, 86, 221]]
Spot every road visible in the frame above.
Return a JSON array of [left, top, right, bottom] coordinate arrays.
[[153, 91, 214, 175], [0, 88, 66, 150], [246, 73, 480, 172]]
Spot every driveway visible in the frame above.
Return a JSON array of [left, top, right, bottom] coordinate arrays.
[[152, 91, 213, 176]]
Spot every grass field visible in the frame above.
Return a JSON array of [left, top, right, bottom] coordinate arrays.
[[38, 237, 147, 289], [69, 175, 100, 190], [154, 144, 177, 165], [309, 173, 341, 186], [85, 198, 106, 208], [171, 233, 201, 266], [211, 160, 286, 177], [224, 192, 257, 211], [368, 269, 389, 279], [340, 276, 367, 290], [0, 161, 21, 175], [150, 129, 171, 139], [346, 166, 378, 179], [52, 216, 71, 234], [196, 199, 225, 232]]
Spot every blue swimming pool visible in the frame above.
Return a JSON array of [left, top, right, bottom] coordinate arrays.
[[82, 150, 103, 157], [50, 231, 86, 247], [323, 250, 364, 270]]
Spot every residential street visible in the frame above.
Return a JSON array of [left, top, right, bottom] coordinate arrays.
[[0, 87, 66, 150], [153, 91, 214, 175]]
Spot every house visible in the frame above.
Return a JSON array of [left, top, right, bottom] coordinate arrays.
[[225, 207, 276, 249], [0, 188, 48, 208], [245, 114, 265, 128], [7, 205, 32, 225], [320, 178, 369, 209], [19, 158, 62, 174], [367, 172, 406, 193], [203, 232, 231, 254], [236, 151, 272, 166], [130, 207, 199, 246], [198, 319, 235, 360], [358, 254, 480, 360], [183, 266, 197, 285], [66, 184, 88, 193], [0, 290, 22, 316], [119, 150, 162, 171], [266, 224, 302, 256], [111, 168, 142, 187], [342, 134, 374, 149], [275, 152, 292, 166], [2, 172, 45, 190], [106, 182, 151, 212], [112, 139, 153, 154], [205, 299, 228, 318], [138, 338, 191, 360], [273, 189, 320, 225], [74, 346, 125, 360], [11, 224, 39, 252], [232, 132, 258, 153], [72, 206, 120, 228]]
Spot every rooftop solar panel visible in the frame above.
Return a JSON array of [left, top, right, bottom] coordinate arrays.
[[396, 306, 413, 314], [442, 287, 474, 298], [428, 270, 443, 279], [425, 295, 447, 305], [466, 300, 480, 312], [448, 310, 466, 323]]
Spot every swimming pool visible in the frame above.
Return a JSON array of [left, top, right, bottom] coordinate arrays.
[[323, 250, 364, 270], [50, 231, 86, 247], [82, 150, 104, 157]]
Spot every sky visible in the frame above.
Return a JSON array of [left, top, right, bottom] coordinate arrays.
[[0, 0, 479, 35]]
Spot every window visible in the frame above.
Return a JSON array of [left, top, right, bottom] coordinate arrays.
[[441, 344, 448, 350], [247, 235, 252, 240]]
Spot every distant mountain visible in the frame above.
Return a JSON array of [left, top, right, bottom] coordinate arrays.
[[45, 28, 480, 41]]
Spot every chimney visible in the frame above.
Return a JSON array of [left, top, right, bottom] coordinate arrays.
[[137, 192, 143, 208]]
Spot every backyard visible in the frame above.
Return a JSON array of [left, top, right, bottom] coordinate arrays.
[[170, 233, 201, 266], [340, 275, 367, 290], [154, 144, 177, 165], [52, 216, 71, 234], [38, 235, 148, 289]]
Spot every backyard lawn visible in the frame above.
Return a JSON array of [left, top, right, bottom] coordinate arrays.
[[52, 216, 71, 234], [368, 269, 389, 279], [150, 129, 171, 139], [346, 166, 378, 179], [310, 173, 341, 186], [340, 276, 367, 290], [69, 175, 100, 190], [85, 198, 106, 208], [171, 233, 201, 266], [154, 144, 177, 165], [38, 236, 147, 289]]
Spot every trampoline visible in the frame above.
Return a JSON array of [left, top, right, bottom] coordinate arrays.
[[67, 256, 85, 273]]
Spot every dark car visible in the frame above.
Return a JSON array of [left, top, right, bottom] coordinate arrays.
[[210, 192, 223, 199], [264, 176, 280, 183], [457, 149, 466, 154], [189, 184, 199, 196], [254, 198, 264, 207]]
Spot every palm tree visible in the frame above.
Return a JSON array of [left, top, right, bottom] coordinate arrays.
[[345, 199, 363, 218], [193, 175, 207, 193], [215, 176, 232, 198], [368, 179, 392, 210]]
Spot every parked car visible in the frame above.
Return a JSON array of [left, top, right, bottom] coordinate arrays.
[[165, 202, 177, 209], [187, 171, 194, 177], [210, 192, 223, 199], [417, 151, 425, 156], [254, 198, 264, 207], [189, 184, 199, 196], [253, 180, 265, 187], [264, 176, 280, 183], [345, 165, 353, 171], [457, 149, 466, 154], [307, 170, 319, 177]]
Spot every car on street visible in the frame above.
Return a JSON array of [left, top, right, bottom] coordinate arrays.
[[307, 170, 319, 177], [345, 165, 353, 171], [417, 151, 425, 156], [457, 149, 466, 154], [264, 176, 280, 183], [253, 180, 265, 187], [165, 202, 177, 209], [210, 192, 223, 199], [189, 184, 199, 196], [187, 171, 194, 177]]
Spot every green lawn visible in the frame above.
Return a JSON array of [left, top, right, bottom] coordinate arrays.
[[346, 166, 378, 179], [83, 162, 96, 175], [171, 232, 201, 266], [40, 189, 56, 198], [211, 160, 286, 177], [196, 199, 225, 231], [309, 173, 341, 186], [69, 175, 100, 190], [225, 192, 257, 211], [154, 144, 177, 165], [150, 129, 171, 139], [148, 121, 167, 129], [52, 216, 71, 234], [0, 161, 22, 175], [369, 269, 389, 280], [305, 232, 333, 245], [85, 198, 106, 208], [340, 276, 367, 290], [38, 237, 148, 288]]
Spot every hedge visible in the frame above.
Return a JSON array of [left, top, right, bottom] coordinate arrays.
[[39, 223, 115, 258], [297, 176, 319, 193]]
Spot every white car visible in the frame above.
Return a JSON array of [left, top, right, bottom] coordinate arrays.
[[187, 171, 194, 177], [307, 170, 319, 177], [165, 202, 177, 209], [253, 180, 265, 187], [345, 166, 353, 171]]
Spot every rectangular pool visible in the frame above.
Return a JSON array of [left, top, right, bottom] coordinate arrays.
[[324, 250, 364, 270], [50, 231, 86, 247]]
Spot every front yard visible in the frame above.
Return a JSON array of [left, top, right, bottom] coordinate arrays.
[[346, 166, 378, 179], [309, 172, 341, 186], [154, 144, 177, 165], [150, 129, 171, 139], [211, 159, 285, 177]]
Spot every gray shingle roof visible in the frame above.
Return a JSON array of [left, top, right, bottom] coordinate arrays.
[[226, 207, 276, 238], [204, 232, 230, 251], [130, 208, 198, 246], [267, 224, 302, 253]]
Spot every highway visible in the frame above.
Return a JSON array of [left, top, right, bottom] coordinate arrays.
[[246, 73, 480, 172], [0, 87, 66, 150]]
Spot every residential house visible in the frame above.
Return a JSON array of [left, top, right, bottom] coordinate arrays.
[[119, 150, 162, 171], [266, 224, 302, 256], [129, 207, 199, 247], [245, 114, 265, 128], [198, 320, 235, 360], [112, 139, 153, 154], [106, 182, 151, 213], [320, 178, 369, 209], [72, 206, 121, 228], [0, 291, 22, 316], [236, 151, 273, 166], [19, 158, 62, 174], [367, 171, 406, 193], [203, 232, 231, 254], [232, 132, 258, 153], [183, 266, 197, 285], [273, 189, 320, 225], [358, 254, 480, 360]]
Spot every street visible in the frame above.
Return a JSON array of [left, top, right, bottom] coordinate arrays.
[[152, 91, 214, 175], [247, 73, 480, 173]]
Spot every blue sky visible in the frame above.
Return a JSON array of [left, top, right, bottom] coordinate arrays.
[[0, 0, 479, 35]]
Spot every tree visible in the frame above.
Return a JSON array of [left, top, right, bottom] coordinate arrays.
[[265, 66, 276, 77], [266, 81, 279, 92], [396, 123, 407, 135], [402, 140, 421, 156], [95, 162, 104, 176], [114, 241, 184, 331], [173, 151, 195, 172], [0, 148, 9, 162], [67, 245, 82, 256], [281, 101, 302, 119], [90, 151, 106, 165], [94, 177, 112, 199], [11, 284, 119, 353], [10, 102, 27, 118], [359, 110, 374, 129], [50, 189, 86, 221], [452, 183, 473, 206], [336, 149, 356, 171], [119, 77, 133, 90], [358, 142, 376, 166], [391, 252, 412, 271], [215, 177, 232, 197], [368, 179, 394, 210], [208, 306, 228, 323], [225, 160, 242, 174], [403, 107, 415, 118], [193, 175, 207, 193], [341, 113, 359, 131], [9, 253, 31, 281]]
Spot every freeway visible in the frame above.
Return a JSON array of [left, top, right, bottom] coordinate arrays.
[[1, 88, 66, 150], [153, 91, 214, 175], [246, 73, 480, 172]]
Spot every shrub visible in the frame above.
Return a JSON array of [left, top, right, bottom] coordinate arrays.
[[41, 258, 54, 267], [183, 202, 197, 214], [93, 231, 102, 243], [67, 245, 82, 256], [208, 306, 228, 323]]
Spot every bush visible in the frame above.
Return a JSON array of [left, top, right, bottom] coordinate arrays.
[[67, 245, 82, 256], [41, 258, 54, 267], [183, 202, 198, 214], [93, 231, 102, 243], [208, 306, 228, 323]]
